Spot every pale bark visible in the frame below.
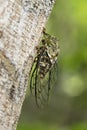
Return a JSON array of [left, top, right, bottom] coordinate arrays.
[[0, 0, 55, 130]]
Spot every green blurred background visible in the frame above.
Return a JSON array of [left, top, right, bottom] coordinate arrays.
[[17, 0, 87, 130]]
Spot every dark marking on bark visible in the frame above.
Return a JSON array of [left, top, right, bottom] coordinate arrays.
[[9, 85, 15, 101], [0, 30, 3, 38]]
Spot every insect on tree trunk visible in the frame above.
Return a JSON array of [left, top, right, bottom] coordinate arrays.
[[0, 0, 55, 130]]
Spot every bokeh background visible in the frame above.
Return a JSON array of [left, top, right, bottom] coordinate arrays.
[[17, 0, 87, 130]]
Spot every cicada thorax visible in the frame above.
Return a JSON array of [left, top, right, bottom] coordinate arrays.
[[42, 31, 59, 63]]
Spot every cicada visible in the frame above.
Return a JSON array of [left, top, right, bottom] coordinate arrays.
[[29, 29, 60, 107]]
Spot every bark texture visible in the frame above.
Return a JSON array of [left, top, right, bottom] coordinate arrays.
[[0, 0, 55, 129]]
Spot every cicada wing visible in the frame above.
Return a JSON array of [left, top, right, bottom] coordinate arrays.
[[38, 61, 59, 107], [34, 71, 51, 107], [29, 58, 38, 95], [29, 61, 58, 108], [29, 57, 43, 106]]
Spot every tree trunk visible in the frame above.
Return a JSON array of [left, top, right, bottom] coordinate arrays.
[[0, 0, 55, 129]]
